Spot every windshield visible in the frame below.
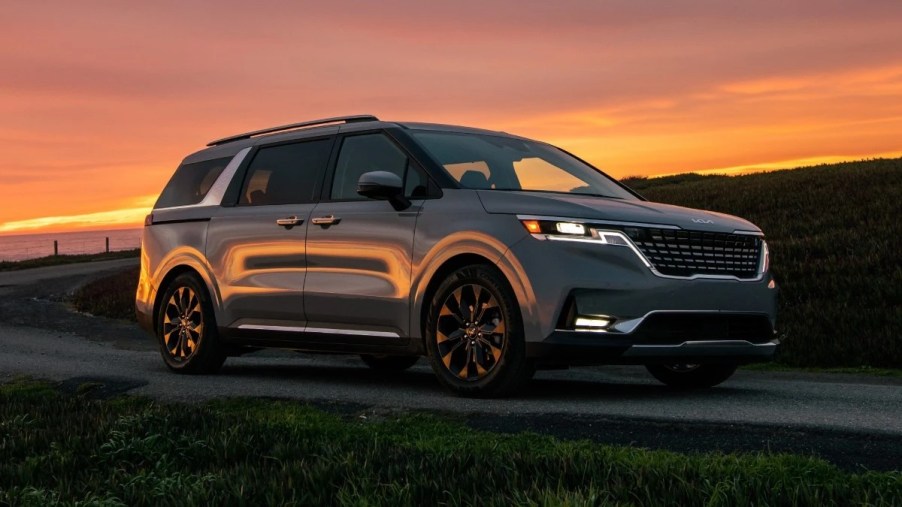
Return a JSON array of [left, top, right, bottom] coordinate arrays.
[[411, 130, 636, 200]]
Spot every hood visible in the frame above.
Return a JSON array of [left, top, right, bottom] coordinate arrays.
[[476, 190, 761, 234]]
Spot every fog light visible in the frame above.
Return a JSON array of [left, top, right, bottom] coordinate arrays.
[[574, 316, 612, 330]]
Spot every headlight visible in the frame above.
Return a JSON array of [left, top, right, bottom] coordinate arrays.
[[555, 222, 586, 235], [520, 219, 631, 245], [520, 219, 589, 236]]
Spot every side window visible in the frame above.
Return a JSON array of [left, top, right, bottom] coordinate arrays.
[[405, 163, 430, 198], [444, 161, 493, 189], [239, 138, 332, 206], [154, 156, 232, 209], [331, 133, 410, 200]]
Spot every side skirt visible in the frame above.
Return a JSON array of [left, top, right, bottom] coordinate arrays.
[[219, 327, 424, 356]]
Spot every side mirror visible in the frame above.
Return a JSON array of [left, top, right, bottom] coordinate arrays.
[[357, 171, 411, 210]]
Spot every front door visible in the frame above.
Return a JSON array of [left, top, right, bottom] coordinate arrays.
[[303, 132, 428, 339], [205, 136, 333, 331]]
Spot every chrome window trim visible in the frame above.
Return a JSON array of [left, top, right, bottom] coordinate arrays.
[[519, 214, 766, 282], [154, 147, 251, 211]]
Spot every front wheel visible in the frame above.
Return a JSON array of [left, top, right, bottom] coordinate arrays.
[[156, 273, 226, 374], [645, 363, 737, 389], [424, 265, 534, 398]]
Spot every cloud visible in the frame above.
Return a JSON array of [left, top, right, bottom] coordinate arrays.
[[1, 1, 901, 228]]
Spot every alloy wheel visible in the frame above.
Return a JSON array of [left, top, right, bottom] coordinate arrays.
[[162, 286, 203, 361], [436, 283, 506, 381]]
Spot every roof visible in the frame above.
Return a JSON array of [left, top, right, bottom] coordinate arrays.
[[181, 115, 524, 164]]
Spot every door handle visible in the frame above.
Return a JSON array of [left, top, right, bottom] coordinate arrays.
[[311, 215, 341, 226], [276, 216, 303, 228]]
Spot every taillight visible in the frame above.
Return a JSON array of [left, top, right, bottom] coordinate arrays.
[[144, 213, 154, 226]]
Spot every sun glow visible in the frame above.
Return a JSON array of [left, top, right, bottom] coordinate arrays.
[[0, 195, 156, 235], [1, 2, 901, 234]]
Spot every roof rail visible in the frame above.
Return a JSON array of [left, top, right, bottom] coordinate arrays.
[[206, 114, 380, 146]]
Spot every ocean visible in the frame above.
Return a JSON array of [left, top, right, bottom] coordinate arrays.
[[0, 228, 143, 261]]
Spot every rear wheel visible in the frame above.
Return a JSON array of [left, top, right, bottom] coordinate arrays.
[[424, 265, 534, 397], [360, 355, 419, 372], [156, 273, 226, 374], [645, 363, 737, 389]]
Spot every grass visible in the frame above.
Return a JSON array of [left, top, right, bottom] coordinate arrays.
[[0, 249, 140, 272], [1, 379, 899, 506], [622, 157, 902, 369], [71, 266, 140, 320]]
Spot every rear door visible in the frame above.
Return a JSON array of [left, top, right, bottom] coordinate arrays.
[[303, 131, 431, 340], [205, 136, 334, 331]]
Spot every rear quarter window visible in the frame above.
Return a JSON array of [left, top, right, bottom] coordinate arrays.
[[154, 157, 232, 209]]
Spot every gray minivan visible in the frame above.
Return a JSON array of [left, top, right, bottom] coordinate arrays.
[[136, 115, 778, 397]]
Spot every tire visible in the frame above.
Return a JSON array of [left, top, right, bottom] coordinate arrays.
[[645, 363, 737, 389], [360, 354, 419, 372], [156, 273, 226, 374], [424, 264, 534, 397]]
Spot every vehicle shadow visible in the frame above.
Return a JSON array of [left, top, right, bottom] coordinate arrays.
[[217, 359, 757, 403]]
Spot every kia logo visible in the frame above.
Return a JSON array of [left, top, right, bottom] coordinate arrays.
[[691, 218, 714, 224]]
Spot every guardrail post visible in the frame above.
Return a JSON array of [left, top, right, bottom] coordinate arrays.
[[106, 237, 110, 253], [53, 240, 58, 256]]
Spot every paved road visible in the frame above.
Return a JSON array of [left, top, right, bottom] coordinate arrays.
[[0, 257, 138, 290], [1, 259, 900, 470]]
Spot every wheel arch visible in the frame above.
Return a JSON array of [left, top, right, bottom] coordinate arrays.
[[151, 257, 221, 330], [418, 253, 495, 337], [411, 244, 539, 346]]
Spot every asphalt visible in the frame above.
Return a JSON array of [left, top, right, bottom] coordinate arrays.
[[1, 258, 900, 471]]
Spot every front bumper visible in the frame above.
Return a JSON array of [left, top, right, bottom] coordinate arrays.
[[528, 308, 779, 365], [505, 229, 779, 347], [504, 230, 779, 365]]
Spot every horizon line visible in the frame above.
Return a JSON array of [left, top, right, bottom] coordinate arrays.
[[2, 152, 899, 237]]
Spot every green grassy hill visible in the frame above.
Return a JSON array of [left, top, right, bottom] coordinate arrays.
[[622, 158, 902, 368]]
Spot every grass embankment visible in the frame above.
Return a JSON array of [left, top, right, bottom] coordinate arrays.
[[0, 249, 140, 272], [71, 266, 140, 321], [622, 158, 902, 368], [1, 379, 899, 506]]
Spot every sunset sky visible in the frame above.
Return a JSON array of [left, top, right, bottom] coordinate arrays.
[[2, 1, 901, 234]]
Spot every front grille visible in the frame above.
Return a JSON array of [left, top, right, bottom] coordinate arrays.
[[633, 313, 774, 345], [624, 227, 762, 279]]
